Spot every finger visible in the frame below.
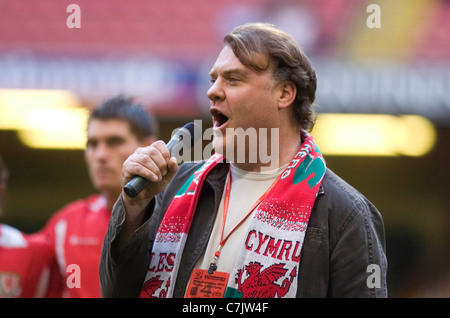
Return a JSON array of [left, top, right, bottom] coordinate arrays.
[[165, 157, 179, 181], [150, 140, 171, 161], [144, 146, 169, 180], [156, 157, 178, 190], [133, 142, 170, 178], [130, 153, 164, 182], [122, 154, 159, 183]]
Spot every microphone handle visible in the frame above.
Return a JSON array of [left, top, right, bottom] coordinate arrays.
[[123, 176, 151, 198]]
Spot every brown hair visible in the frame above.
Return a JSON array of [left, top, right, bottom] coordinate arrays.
[[89, 95, 158, 141], [224, 23, 317, 131]]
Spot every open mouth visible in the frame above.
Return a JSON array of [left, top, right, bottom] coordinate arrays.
[[210, 108, 229, 128]]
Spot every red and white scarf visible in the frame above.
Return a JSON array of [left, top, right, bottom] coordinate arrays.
[[140, 131, 326, 298]]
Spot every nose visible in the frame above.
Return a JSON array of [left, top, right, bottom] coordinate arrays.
[[207, 79, 224, 104], [93, 141, 109, 161]]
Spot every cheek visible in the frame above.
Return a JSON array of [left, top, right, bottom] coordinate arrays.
[[117, 146, 138, 166], [84, 151, 94, 167], [115, 153, 131, 169], [232, 93, 275, 124], [124, 144, 140, 158]]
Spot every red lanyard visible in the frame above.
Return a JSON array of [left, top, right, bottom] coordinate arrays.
[[208, 166, 282, 274]]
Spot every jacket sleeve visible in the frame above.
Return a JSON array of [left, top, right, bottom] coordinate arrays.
[[99, 162, 204, 298], [99, 195, 156, 298], [298, 169, 388, 298], [329, 195, 388, 297]]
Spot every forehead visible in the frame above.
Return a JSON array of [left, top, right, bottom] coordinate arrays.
[[209, 46, 244, 74], [209, 45, 270, 77], [209, 46, 250, 75], [87, 119, 133, 138]]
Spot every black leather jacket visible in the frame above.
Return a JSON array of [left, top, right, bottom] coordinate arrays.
[[100, 162, 388, 298]]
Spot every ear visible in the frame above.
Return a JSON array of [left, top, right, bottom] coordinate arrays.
[[277, 81, 296, 110]]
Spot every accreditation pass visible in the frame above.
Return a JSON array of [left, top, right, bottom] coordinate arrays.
[[185, 268, 229, 298]]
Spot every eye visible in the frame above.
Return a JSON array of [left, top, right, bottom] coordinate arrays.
[[86, 139, 97, 149], [227, 75, 244, 85], [209, 75, 218, 85], [107, 137, 125, 147]]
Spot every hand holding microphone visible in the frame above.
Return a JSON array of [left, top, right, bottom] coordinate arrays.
[[123, 122, 199, 199], [117, 123, 199, 250]]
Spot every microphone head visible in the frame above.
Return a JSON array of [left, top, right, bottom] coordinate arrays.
[[167, 121, 202, 158], [178, 122, 201, 147], [123, 121, 202, 198]]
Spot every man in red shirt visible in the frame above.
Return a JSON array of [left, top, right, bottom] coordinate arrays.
[[0, 155, 61, 298], [40, 95, 157, 297]]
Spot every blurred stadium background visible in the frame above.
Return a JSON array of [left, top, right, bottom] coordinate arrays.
[[0, 0, 449, 297]]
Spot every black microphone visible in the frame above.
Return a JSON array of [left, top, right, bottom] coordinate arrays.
[[123, 122, 199, 198]]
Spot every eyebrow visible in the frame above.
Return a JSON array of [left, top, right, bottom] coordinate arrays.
[[86, 135, 126, 145], [209, 67, 250, 79]]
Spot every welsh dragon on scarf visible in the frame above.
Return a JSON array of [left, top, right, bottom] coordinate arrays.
[[140, 130, 326, 298]]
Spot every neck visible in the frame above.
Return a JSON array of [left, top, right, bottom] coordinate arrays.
[[102, 190, 120, 212], [231, 130, 301, 173]]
